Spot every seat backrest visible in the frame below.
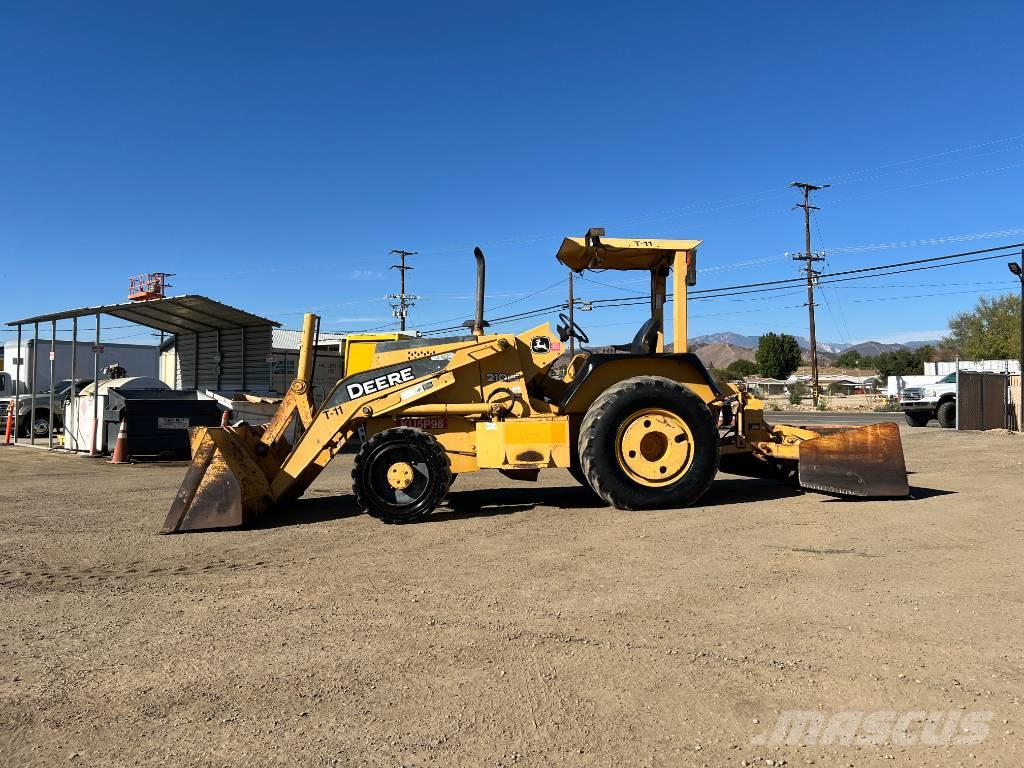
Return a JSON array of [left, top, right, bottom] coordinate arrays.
[[631, 316, 662, 354]]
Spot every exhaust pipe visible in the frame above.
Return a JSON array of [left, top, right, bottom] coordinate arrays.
[[471, 246, 487, 337]]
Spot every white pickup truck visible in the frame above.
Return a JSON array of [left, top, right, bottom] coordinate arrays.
[[901, 372, 957, 428]]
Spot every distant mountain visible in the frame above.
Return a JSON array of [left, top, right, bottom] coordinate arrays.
[[689, 332, 761, 349], [691, 331, 941, 355], [693, 342, 756, 369]]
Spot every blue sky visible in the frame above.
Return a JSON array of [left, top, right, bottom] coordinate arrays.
[[2, 2, 1023, 348]]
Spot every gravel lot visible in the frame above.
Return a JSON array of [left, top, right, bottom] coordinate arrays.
[[1, 426, 1021, 767]]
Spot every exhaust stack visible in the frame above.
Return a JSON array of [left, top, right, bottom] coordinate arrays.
[[470, 246, 487, 337]]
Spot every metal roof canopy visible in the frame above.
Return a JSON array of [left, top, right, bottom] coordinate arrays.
[[6, 295, 280, 335]]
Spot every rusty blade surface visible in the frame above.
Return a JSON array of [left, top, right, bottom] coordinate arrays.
[[159, 427, 273, 533], [798, 421, 909, 498]]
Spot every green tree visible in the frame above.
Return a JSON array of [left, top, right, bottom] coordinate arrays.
[[942, 294, 1021, 359], [915, 344, 936, 364], [725, 359, 757, 379], [834, 349, 862, 368], [755, 332, 803, 380], [873, 349, 922, 377]]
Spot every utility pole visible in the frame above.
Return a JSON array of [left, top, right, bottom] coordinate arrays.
[[791, 181, 829, 407], [1009, 252, 1023, 431], [386, 249, 418, 332]]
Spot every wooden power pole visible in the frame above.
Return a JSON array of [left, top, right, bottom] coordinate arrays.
[[387, 249, 418, 332], [791, 182, 829, 407]]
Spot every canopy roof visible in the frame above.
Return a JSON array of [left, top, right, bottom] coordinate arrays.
[[555, 236, 702, 271], [6, 295, 280, 335]]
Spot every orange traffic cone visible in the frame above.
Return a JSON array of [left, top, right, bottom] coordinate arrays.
[[3, 407, 12, 446], [107, 418, 131, 464]]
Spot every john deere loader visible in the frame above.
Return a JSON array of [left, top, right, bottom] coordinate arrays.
[[161, 230, 908, 533]]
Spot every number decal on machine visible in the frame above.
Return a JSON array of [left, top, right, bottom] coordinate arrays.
[[395, 417, 448, 430], [486, 372, 523, 383]]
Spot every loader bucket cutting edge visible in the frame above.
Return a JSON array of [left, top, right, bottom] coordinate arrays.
[[797, 422, 910, 498], [160, 427, 274, 534]]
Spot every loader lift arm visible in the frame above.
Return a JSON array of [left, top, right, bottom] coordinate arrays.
[[161, 328, 511, 533]]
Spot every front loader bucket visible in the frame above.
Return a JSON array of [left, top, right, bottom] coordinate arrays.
[[798, 422, 909, 498], [160, 426, 275, 533]]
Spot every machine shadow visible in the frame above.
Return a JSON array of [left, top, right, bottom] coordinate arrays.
[[252, 494, 363, 529], [254, 476, 816, 529], [817, 485, 954, 503]]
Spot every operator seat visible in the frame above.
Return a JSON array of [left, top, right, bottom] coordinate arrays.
[[631, 316, 662, 354]]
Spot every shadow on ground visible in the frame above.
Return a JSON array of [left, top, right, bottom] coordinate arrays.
[[251, 476, 815, 529]]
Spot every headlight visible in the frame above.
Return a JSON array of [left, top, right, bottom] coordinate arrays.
[[923, 389, 936, 398]]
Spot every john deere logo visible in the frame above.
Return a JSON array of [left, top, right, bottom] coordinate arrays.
[[531, 337, 550, 354]]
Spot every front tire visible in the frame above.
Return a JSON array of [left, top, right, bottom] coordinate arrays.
[[578, 376, 719, 510], [19, 411, 51, 438], [904, 411, 930, 427], [936, 400, 956, 428], [352, 427, 451, 523]]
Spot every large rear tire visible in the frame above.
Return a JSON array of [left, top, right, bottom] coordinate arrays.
[[353, 427, 451, 524], [936, 400, 956, 429], [578, 376, 719, 510], [904, 411, 930, 427]]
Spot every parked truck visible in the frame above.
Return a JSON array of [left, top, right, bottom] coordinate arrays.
[[901, 372, 957, 427], [0, 340, 158, 437]]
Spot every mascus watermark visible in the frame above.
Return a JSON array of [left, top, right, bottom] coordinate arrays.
[[751, 710, 992, 746]]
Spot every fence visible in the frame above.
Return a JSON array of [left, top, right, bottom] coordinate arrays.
[[956, 371, 1009, 431], [1011, 374, 1022, 431]]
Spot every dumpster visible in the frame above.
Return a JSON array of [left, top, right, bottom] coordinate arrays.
[[67, 377, 168, 453], [104, 388, 223, 459]]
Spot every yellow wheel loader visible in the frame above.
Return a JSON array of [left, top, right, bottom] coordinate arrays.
[[161, 231, 909, 533]]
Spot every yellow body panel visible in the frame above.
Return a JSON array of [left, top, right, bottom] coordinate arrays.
[[344, 333, 407, 377], [476, 418, 570, 469]]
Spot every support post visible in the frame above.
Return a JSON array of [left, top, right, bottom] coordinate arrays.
[[91, 314, 101, 456], [568, 271, 575, 358], [69, 316, 78, 451], [30, 322, 38, 445], [672, 251, 688, 353], [650, 268, 666, 353], [48, 319, 55, 450], [240, 326, 246, 390], [13, 324, 22, 444]]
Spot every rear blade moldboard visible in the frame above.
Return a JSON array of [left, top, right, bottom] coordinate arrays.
[[798, 422, 909, 498]]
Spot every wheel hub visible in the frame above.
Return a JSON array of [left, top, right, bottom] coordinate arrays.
[[386, 461, 416, 490], [616, 408, 694, 486]]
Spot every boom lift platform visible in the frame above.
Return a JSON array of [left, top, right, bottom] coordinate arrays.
[[162, 231, 908, 533]]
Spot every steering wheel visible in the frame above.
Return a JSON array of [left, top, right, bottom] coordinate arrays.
[[556, 312, 590, 345]]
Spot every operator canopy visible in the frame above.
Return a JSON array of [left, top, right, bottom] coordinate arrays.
[[555, 236, 702, 272]]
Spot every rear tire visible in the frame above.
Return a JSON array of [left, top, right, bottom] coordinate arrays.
[[936, 400, 956, 429], [353, 427, 451, 523], [578, 376, 719, 510], [904, 411, 930, 427], [566, 441, 595, 492]]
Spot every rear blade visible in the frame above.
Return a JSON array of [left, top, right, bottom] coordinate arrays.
[[798, 422, 909, 498], [160, 427, 273, 533]]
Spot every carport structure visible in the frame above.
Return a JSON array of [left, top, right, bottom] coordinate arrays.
[[5, 296, 279, 451]]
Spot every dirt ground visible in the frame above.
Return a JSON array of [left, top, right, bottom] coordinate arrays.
[[1, 427, 1021, 767]]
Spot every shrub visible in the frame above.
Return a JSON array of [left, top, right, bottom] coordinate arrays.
[[788, 382, 806, 405]]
